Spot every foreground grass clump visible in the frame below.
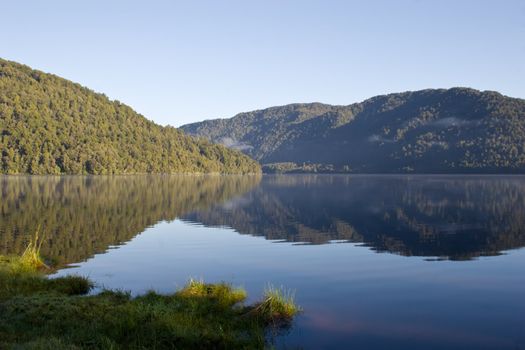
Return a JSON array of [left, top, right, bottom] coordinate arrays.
[[0, 255, 92, 301], [254, 285, 301, 325], [0, 255, 299, 349]]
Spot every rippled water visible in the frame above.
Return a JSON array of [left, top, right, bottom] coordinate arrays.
[[1, 175, 524, 349]]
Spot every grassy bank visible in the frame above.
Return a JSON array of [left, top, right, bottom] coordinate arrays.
[[0, 250, 299, 349]]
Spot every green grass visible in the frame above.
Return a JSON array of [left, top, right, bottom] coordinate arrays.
[[0, 253, 300, 349], [254, 285, 301, 325], [19, 228, 47, 270]]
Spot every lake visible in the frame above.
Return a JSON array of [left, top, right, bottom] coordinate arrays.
[[1, 175, 524, 349]]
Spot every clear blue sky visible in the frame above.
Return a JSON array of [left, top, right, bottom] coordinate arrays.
[[2, 0, 524, 126]]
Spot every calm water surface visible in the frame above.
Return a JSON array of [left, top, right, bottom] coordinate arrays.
[[1, 175, 524, 349]]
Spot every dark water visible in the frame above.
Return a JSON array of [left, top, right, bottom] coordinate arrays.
[[1, 175, 524, 349]]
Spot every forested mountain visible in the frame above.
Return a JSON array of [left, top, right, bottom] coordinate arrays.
[[181, 88, 525, 173], [0, 58, 260, 174]]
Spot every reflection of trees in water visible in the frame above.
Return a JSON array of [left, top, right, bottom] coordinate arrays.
[[0, 175, 261, 265], [2, 174, 523, 263], [182, 175, 525, 260]]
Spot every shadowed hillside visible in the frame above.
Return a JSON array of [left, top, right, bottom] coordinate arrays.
[[182, 88, 525, 173]]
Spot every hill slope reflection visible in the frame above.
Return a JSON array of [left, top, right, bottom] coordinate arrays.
[[182, 175, 525, 260], [0, 175, 261, 265]]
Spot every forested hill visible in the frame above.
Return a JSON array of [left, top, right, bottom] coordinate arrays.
[[181, 88, 525, 173], [0, 59, 260, 174]]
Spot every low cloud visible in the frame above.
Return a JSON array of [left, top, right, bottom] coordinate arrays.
[[218, 137, 253, 151], [368, 134, 395, 143], [431, 117, 472, 127]]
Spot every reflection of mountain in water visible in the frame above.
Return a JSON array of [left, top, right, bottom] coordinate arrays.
[[0, 175, 261, 265], [182, 175, 525, 260]]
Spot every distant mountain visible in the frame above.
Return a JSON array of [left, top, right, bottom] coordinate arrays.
[[0, 58, 260, 174], [181, 88, 525, 173]]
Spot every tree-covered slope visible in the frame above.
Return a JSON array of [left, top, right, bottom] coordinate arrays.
[[181, 88, 525, 173], [0, 58, 260, 174]]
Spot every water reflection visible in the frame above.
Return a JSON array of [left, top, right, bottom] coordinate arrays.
[[0, 175, 261, 265], [182, 175, 525, 260], [2, 175, 525, 264]]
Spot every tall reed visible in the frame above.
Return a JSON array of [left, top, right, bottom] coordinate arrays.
[[20, 226, 47, 269]]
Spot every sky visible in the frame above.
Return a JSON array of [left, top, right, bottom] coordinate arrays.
[[1, 0, 524, 126]]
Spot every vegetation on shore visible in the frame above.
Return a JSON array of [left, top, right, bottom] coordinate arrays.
[[0, 246, 299, 349], [262, 162, 346, 174], [0, 58, 260, 175]]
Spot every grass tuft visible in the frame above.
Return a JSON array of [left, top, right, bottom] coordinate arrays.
[[47, 275, 93, 295], [19, 227, 47, 270], [178, 278, 248, 308], [252, 284, 301, 324]]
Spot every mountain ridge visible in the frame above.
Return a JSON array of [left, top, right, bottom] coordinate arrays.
[[181, 88, 525, 173]]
